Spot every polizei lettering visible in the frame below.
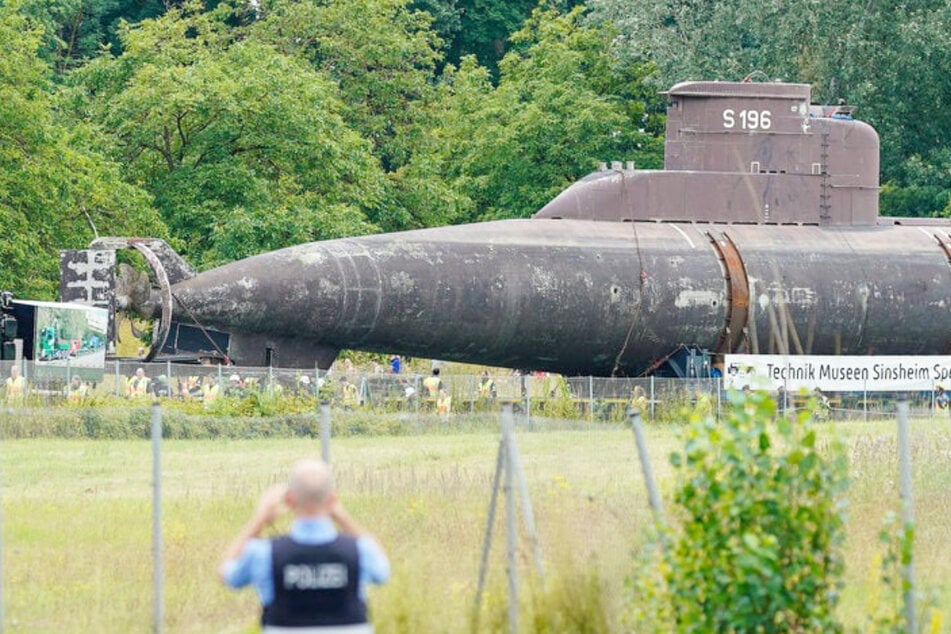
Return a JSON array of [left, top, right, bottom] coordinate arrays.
[[283, 563, 348, 590]]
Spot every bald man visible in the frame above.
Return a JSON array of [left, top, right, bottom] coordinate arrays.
[[219, 459, 390, 633]]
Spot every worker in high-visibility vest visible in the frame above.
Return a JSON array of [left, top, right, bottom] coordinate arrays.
[[5, 365, 26, 404], [478, 371, 496, 399], [67, 375, 88, 404], [631, 385, 648, 413], [437, 388, 452, 415], [126, 367, 151, 398], [203, 376, 220, 404], [341, 379, 359, 410], [423, 368, 443, 397]]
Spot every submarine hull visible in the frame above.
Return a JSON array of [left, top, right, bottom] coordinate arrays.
[[166, 219, 951, 376]]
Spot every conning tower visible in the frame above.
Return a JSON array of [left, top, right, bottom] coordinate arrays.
[[535, 80, 880, 225]]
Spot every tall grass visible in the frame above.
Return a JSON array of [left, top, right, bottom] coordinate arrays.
[[0, 419, 948, 632]]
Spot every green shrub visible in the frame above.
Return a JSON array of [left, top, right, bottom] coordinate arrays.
[[540, 376, 580, 419], [635, 390, 850, 633]]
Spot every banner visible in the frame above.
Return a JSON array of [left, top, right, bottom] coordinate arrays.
[[723, 354, 951, 392]]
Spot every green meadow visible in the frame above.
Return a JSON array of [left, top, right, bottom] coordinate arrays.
[[1, 418, 949, 633]]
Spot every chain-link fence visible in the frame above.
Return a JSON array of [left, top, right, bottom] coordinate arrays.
[[2, 359, 945, 423]]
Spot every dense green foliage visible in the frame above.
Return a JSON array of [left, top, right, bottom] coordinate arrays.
[[2, 0, 949, 297], [633, 392, 850, 632], [0, 404, 527, 438], [0, 2, 163, 298], [423, 7, 662, 222], [587, 0, 951, 218], [72, 1, 388, 265]]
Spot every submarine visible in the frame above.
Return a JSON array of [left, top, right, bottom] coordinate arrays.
[[58, 80, 951, 376]]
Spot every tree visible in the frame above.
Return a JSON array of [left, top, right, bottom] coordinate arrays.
[[428, 6, 663, 222], [587, 0, 951, 217], [1, 3, 162, 299], [18, 0, 170, 74], [73, 1, 387, 265], [252, 0, 441, 170], [434, 0, 584, 76], [250, 0, 456, 232]]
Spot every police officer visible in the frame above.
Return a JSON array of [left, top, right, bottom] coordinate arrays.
[[219, 459, 390, 633]]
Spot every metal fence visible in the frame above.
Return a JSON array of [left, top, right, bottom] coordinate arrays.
[[2, 359, 946, 423]]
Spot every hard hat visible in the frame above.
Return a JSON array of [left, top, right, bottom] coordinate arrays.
[[300, 375, 311, 384], [230, 374, 241, 382]]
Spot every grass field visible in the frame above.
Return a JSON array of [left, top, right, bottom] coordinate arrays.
[[0, 416, 949, 633]]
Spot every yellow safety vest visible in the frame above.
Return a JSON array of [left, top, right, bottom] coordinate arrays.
[[128, 376, 150, 397], [6, 376, 25, 396], [342, 383, 359, 406], [68, 384, 88, 403], [423, 376, 441, 396], [203, 384, 220, 402]]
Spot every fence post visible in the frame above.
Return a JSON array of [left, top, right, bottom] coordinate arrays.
[[0, 408, 5, 634], [896, 399, 917, 634], [588, 375, 594, 423], [115, 359, 121, 397], [473, 440, 505, 633], [414, 374, 420, 417], [650, 375, 655, 421], [151, 403, 164, 634], [501, 404, 518, 634], [716, 377, 722, 422], [522, 375, 530, 429], [863, 378, 868, 422], [320, 401, 332, 464], [506, 416, 545, 580], [930, 381, 935, 422], [629, 408, 665, 531]]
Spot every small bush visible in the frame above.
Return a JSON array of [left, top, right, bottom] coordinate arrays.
[[633, 391, 850, 633]]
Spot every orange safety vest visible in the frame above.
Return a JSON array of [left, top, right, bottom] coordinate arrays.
[[437, 394, 452, 414]]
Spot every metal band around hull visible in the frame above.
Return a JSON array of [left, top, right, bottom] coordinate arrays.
[[708, 231, 750, 355]]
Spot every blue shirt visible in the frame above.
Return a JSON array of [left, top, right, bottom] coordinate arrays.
[[222, 517, 390, 606]]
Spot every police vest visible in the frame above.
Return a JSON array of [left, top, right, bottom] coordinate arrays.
[[263, 535, 367, 628]]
